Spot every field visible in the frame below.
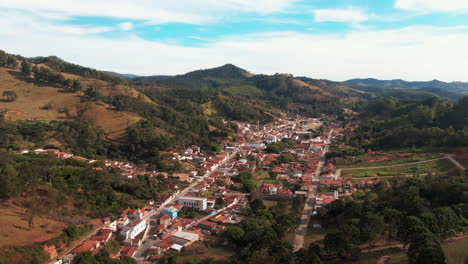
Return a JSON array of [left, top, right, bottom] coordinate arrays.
[[177, 243, 235, 263], [303, 228, 326, 248], [341, 158, 455, 179], [0, 66, 142, 141], [386, 237, 468, 264], [335, 152, 444, 169], [0, 203, 66, 247], [252, 170, 280, 187]]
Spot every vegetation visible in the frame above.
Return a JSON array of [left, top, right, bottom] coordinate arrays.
[[313, 171, 467, 263], [221, 198, 296, 263], [346, 96, 468, 149]]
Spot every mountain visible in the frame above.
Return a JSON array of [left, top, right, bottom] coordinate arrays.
[[102, 71, 139, 79], [343, 78, 468, 94], [132, 64, 369, 118]]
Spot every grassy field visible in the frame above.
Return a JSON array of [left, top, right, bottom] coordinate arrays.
[[252, 170, 280, 187], [384, 237, 468, 264], [177, 244, 235, 263], [335, 152, 444, 169], [0, 203, 66, 247], [0, 66, 143, 141], [341, 158, 455, 178]]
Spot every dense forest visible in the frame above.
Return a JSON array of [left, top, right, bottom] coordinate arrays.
[[345, 96, 468, 149]]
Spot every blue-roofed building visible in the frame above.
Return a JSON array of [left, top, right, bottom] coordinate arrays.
[[161, 206, 178, 220]]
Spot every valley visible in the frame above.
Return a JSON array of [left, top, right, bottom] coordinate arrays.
[[0, 50, 467, 264]]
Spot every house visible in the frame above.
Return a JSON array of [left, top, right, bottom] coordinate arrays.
[[120, 219, 147, 240], [72, 240, 100, 254], [198, 221, 219, 232], [159, 214, 171, 227], [311, 219, 322, 229], [178, 196, 207, 211], [171, 231, 199, 246], [146, 247, 163, 261], [57, 152, 74, 159], [118, 245, 137, 258], [161, 207, 178, 220]]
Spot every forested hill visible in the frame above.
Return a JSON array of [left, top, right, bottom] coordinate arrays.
[[1, 49, 467, 163], [343, 78, 468, 94]]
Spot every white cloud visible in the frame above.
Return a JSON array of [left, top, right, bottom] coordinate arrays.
[[53, 25, 113, 35], [0, 0, 297, 24], [119, 22, 134, 31], [313, 7, 368, 23], [1, 9, 468, 82], [395, 0, 468, 12]]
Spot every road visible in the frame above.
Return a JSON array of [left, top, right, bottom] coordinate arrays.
[[49, 224, 104, 264], [446, 154, 466, 170], [134, 151, 239, 263], [293, 129, 333, 252]]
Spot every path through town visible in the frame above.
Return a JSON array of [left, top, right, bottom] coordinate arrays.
[[293, 129, 333, 252]]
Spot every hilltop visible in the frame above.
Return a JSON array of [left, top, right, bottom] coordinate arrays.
[[0, 49, 465, 163]]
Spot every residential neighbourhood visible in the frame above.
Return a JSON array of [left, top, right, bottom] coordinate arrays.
[[44, 116, 356, 263]]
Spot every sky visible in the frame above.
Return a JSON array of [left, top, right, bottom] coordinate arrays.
[[1, 0, 468, 81]]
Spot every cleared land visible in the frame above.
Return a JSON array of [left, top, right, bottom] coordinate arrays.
[[0, 203, 66, 247], [386, 237, 468, 264], [0, 67, 142, 141], [176, 243, 235, 263], [335, 152, 444, 169], [340, 158, 455, 179]]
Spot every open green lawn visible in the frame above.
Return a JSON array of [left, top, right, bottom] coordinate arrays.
[[342, 158, 455, 178], [336, 152, 444, 169]]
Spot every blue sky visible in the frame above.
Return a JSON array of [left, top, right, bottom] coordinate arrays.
[[1, 0, 468, 81]]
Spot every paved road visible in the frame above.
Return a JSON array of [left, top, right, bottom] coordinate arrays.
[[293, 129, 333, 252], [335, 157, 448, 178]]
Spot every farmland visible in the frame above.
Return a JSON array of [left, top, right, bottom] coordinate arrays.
[[340, 158, 456, 179]]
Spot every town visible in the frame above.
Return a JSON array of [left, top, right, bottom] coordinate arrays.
[[19, 115, 376, 264]]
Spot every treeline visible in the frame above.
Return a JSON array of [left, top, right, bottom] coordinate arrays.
[[0, 49, 19, 68], [311, 172, 467, 263], [29, 55, 126, 84], [31, 64, 83, 92], [348, 96, 468, 149], [0, 150, 184, 218]]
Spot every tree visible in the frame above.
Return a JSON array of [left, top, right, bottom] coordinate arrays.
[[7, 55, 17, 68], [250, 199, 266, 212], [21, 60, 31, 76], [214, 197, 225, 209], [0, 50, 7, 66], [71, 79, 82, 92], [2, 91, 17, 102], [0, 164, 20, 199], [223, 226, 245, 244]]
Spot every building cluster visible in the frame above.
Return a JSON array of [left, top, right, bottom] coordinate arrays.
[[18, 148, 74, 159]]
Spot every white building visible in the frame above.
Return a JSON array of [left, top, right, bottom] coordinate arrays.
[[178, 196, 207, 211], [121, 218, 147, 240], [171, 231, 199, 246]]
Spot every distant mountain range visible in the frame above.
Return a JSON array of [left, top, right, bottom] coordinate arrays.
[[343, 78, 468, 94]]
